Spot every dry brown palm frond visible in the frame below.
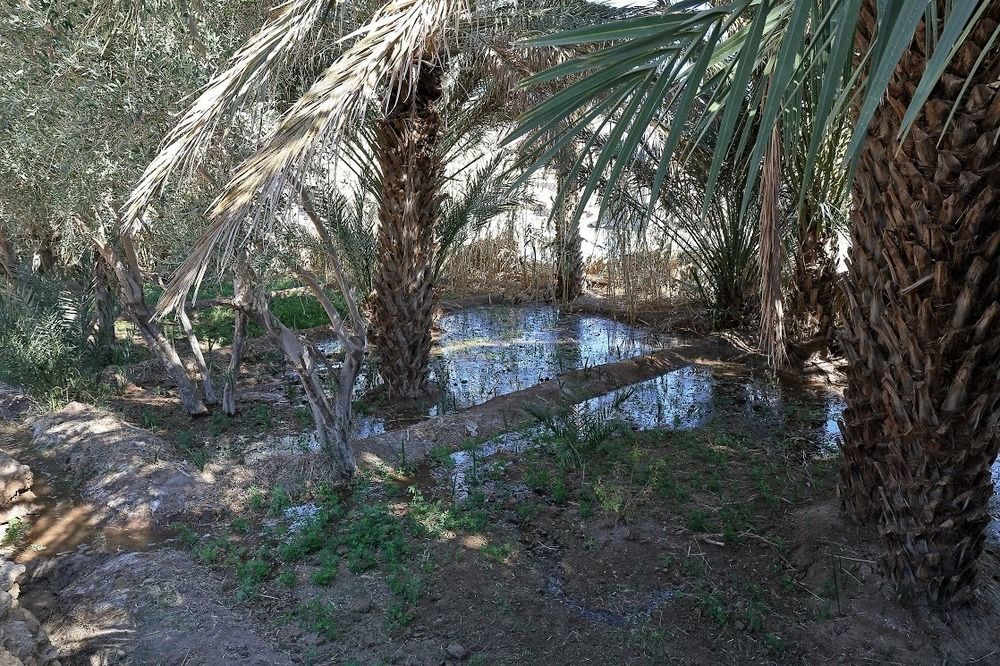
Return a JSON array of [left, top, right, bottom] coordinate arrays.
[[155, 0, 467, 318], [759, 120, 787, 372], [121, 0, 329, 234]]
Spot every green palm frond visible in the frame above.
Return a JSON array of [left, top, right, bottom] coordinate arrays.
[[509, 0, 997, 229], [139, 0, 641, 318], [437, 151, 531, 273], [313, 186, 378, 293], [596, 139, 759, 324]]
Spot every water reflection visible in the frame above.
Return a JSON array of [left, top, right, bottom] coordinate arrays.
[[581, 366, 716, 430], [317, 305, 669, 437], [429, 305, 659, 411], [445, 365, 846, 500]]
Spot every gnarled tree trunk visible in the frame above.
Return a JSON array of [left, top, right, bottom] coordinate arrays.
[[178, 303, 218, 405], [255, 300, 358, 479], [222, 261, 251, 416], [840, 2, 1000, 607], [240, 256, 363, 479], [372, 63, 443, 399], [93, 232, 208, 416], [30, 231, 57, 274], [0, 224, 16, 284], [92, 251, 116, 366]]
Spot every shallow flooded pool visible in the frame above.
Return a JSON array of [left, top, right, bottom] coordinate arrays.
[[442, 364, 846, 500], [332, 304, 674, 436], [325, 303, 1000, 545], [430, 305, 669, 409]]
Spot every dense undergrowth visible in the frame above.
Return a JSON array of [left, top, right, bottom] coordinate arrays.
[[0, 277, 341, 406], [0, 274, 128, 406]]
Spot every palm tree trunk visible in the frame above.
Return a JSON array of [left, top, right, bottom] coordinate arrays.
[[840, 2, 1000, 606], [788, 223, 839, 354], [372, 63, 443, 399], [554, 147, 584, 302], [839, 1, 885, 526]]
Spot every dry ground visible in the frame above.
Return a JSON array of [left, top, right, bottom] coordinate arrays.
[[2, 306, 999, 665]]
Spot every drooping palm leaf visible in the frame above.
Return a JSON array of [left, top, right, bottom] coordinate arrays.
[[155, 0, 468, 316], [508, 0, 995, 230], [122, 0, 330, 233], [437, 152, 531, 274]]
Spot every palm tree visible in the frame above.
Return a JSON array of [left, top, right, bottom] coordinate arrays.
[[576, 134, 761, 326], [509, 0, 1000, 607], [125, 0, 632, 399], [362, 2, 633, 395], [781, 68, 851, 357], [840, 2, 1000, 606], [370, 61, 444, 398], [121, 0, 459, 405]]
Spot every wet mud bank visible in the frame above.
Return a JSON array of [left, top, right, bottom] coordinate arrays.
[[355, 338, 739, 469]]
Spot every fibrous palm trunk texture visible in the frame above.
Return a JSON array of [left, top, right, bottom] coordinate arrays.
[[840, 1, 1000, 607], [372, 63, 443, 399], [554, 147, 584, 302], [788, 224, 839, 353]]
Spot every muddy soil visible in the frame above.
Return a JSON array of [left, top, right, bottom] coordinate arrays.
[[3, 303, 1000, 665]]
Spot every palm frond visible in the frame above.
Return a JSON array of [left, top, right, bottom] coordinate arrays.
[[594, 137, 759, 324], [759, 120, 786, 370], [156, 0, 467, 317], [122, 0, 329, 234], [437, 151, 531, 273], [315, 186, 377, 293], [509, 0, 992, 230]]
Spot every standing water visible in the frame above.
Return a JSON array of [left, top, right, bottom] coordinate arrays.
[[443, 364, 848, 500], [331, 305, 675, 436], [322, 304, 1000, 544]]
